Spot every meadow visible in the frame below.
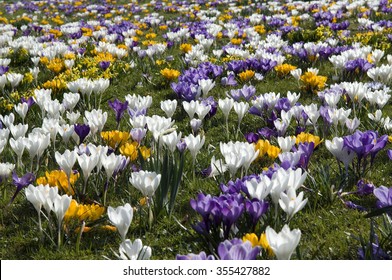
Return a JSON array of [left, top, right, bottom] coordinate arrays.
[[0, 0, 391, 260]]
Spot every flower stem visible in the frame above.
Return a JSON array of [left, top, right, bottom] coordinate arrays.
[[76, 220, 85, 254], [38, 211, 43, 242], [57, 221, 62, 249]]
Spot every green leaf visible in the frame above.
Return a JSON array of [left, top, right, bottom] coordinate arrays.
[[364, 206, 392, 218]]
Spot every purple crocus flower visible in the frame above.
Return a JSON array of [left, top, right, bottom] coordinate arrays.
[[99, 61, 111, 70], [245, 199, 269, 226], [345, 58, 373, 73], [176, 139, 187, 153], [358, 235, 390, 260], [343, 130, 388, 163], [9, 171, 35, 204], [387, 150, 392, 160], [221, 73, 238, 87], [373, 186, 392, 209], [108, 98, 128, 126], [275, 98, 291, 113], [130, 128, 146, 145], [201, 96, 217, 119], [0, 66, 9, 75], [229, 85, 256, 101], [356, 180, 375, 196], [217, 238, 260, 260], [190, 193, 217, 223], [220, 178, 247, 194], [295, 142, 314, 170], [245, 132, 259, 144], [176, 252, 215, 260], [220, 194, 245, 238], [344, 201, 366, 211], [21, 96, 35, 109], [258, 127, 277, 140], [74, 123, 90, 144]]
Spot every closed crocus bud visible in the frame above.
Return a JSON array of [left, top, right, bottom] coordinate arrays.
[[62, 92, 80, 111], [55, 149, 77, 179], [195, 103, 211, 121], [0, 162, 15, 180], [0, 113, 14, 128], [326, 137, 355, 170], [183, 100, 197, 119], [266, 224, 301, 260], [184, 134, 205, 160], [118, 239, 152, 260], [53, 193, 72, 225], [161, 131, 181, 153], [219, 98, 234, 120], [25, 184, 45, 214], [277, 136, 296, 153], [233, 101, 249, 124], [160, 99, 177, 118], [129, 170, 161, 197], [9, 123, 28, 139], [107, 203, 133, 241], [290, 68, 302, 81], [198, 78, 215, 97], [77, 153, 99, 183], [6, 72, 24, 89], [14, 102, 28, 123], [84, 109, 107, 135], [130, 128, 147, 145], [101, 153, 123, 179], [190, 118, 202, 135], [245, 176, 273, 201]]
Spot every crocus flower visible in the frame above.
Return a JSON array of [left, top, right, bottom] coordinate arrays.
[[55, 150, 77, 181], [245, 199, 269, 226], [344, 130, 388, 163], [77, 153, 99, 191], [373, 186, 392, 209], [266, 224, 301, 260], [108, 203, 133, 241], [176, 251, 215, 260], [184, 134, 205, 161], [108, 99, 129, 127], [161, 131, 181, 153], [74, 124, 90, 144], [10, 171, 35, 204], [326, 137, 355, 171], [118, 239, 152, 260], [99, 61, 111, 70], [129, 170, 161, 197], [279, 187, 308, 220], [245, 176, 273, 201], [160, 99, 177, 118], [217, 238, 260, 260]]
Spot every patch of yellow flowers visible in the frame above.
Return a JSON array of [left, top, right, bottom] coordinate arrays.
[[254, 139, 281, 160]]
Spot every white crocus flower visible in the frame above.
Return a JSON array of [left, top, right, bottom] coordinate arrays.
[[55, 149, 77, 180], [279, 187, 308, 220], [118, 239, 152, 260], [266, 224, 301, 260], [129, 170, 161, 197], [107, 203, 134, 241], [245, 176, 273, 201], [160, 99, 177, 118]]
